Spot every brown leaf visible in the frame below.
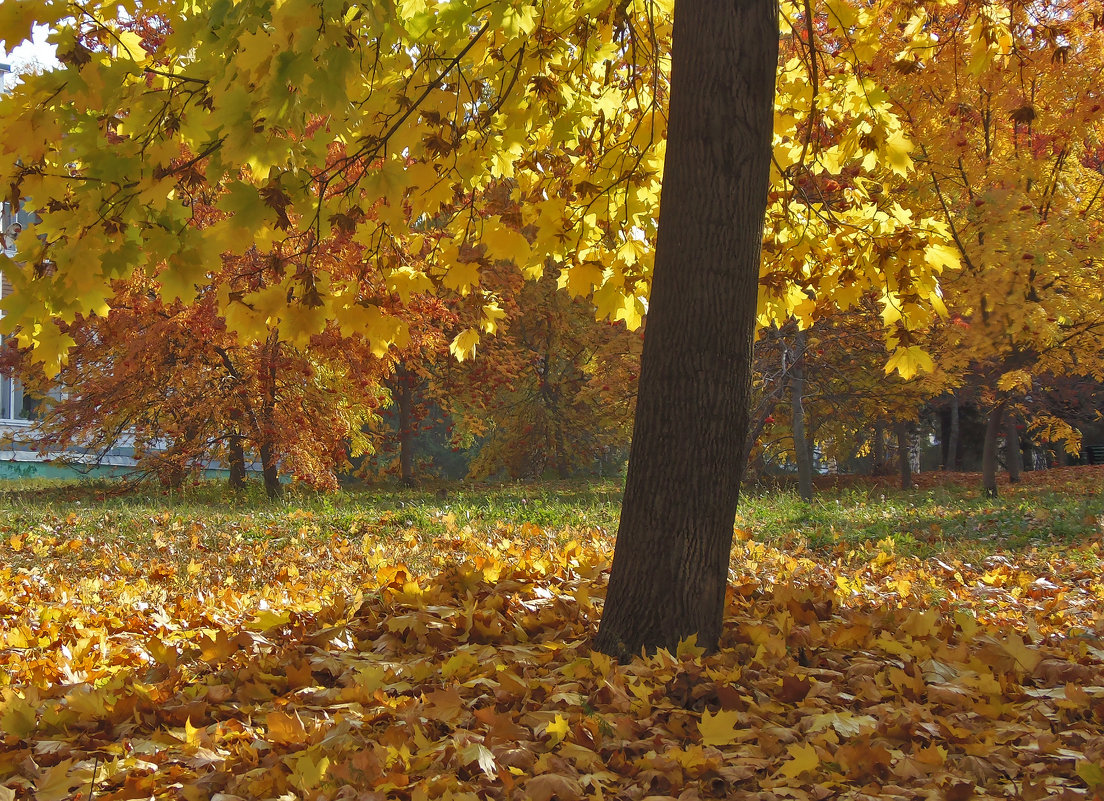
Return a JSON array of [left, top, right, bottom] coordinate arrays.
[[940, 779, 976, 801], [266, 710, 308, 744], [515, 774, 584, 801], [422, 686, 465, 723], [777, 674, 812, 703]]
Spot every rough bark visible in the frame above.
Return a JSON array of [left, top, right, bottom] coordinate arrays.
[[1005, 415, 1022, 483], [896, 421, 912, 491], [981, 402, 1006, 498], [790, 331, 813, 501], [228, 434, 247, 489], [593, 0, 778, 659]]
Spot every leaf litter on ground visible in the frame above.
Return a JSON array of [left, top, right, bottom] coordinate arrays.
[[1, 469, 1104, 800]]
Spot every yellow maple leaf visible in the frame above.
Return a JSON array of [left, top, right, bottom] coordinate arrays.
[[483, 223, 531, 268], [1077, 760, 1104, 789], [884, 346, 933, 380], [442, 261, 481, 295], [248, 608, 292, 631], [368, 156, 413, 200], [266, 710, 308, 744], [776, 742, 819, 780], [31, 758, 94, 801], [285, 751, 329, 791], [184, 717, 205, 747], [561, 263, 605, 297], [449, 328, 480, 362], [116, 30, 147, 61], [924, 243, 961, 272], [698, 708, 743, 747], [824, 0, 858, 30], [29, 323, 75, 379], [544, 713, 570, 745], [481, 301, 506, 334], [386, 267, 435, 303], [884, 129, 914, 177], [1000, 633, 1041, 672], [0, 692, 37, 739], [676, 633, 706, 659]]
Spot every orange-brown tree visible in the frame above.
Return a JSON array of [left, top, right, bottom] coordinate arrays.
[[0, 271, 388, 496]]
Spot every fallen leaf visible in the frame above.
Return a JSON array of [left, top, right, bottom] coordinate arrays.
[[517, 773, 583, 801], [776, 742, 819, 780], [699, 708, 743, 747]]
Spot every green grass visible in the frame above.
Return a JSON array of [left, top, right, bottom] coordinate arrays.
[[1, 467, 1100, 565], [736, 470, 1103, 560], [0, 477, 624, 549]]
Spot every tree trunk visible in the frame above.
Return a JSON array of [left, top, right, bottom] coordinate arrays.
[[228, 434, 246, 489], [939, 404, 950, 469], [741, 398, 778, 472], [258, 334, 282, 500], [1022, 435, 1036, 472], [1057, 441, 1070, 467], [593, 0, 778, 659], [896, 421, 912, 490], [981, 402, 1006, 498], [948, 393, 960, 470], [872, 420, 886, 474], [260, 441, 281, 499], [1005, 415, 1022, 483], [395, 366, 416, 487], [790, 331, 813, 501]]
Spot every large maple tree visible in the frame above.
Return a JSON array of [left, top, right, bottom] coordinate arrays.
[[0, 0, 1026, 654]]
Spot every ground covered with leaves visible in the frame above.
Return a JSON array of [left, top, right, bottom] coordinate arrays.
[[2, 468, 1104, 800]]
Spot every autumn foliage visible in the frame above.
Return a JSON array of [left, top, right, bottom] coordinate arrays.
[[3, 471, 1104, 799]]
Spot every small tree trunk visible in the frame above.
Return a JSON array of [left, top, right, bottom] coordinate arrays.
[[260, 441, 281, 499], [947, 394, 960, 470], [939, 404, 950, 469], [981, 402, 1006, 498], [396, 367, 416, 487], [1005, 415, 1022, 483], [790, 331, 813, 501], [257, 334, 283, 500], [896, 421, 912, 490], [872, 420, 886, 474], [1022, 436, 1036, 472], [742, 408, 769, 471], [228, 435, 246, 489]]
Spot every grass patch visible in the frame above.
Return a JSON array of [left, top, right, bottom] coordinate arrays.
[[1, 468, 1100, 582], [736, 466, 1104, 561]]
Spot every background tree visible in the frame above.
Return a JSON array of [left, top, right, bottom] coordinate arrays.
[[882, 0, 1104, 495], [0, 272, 388, 496], [465, 269, 639, 480]]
